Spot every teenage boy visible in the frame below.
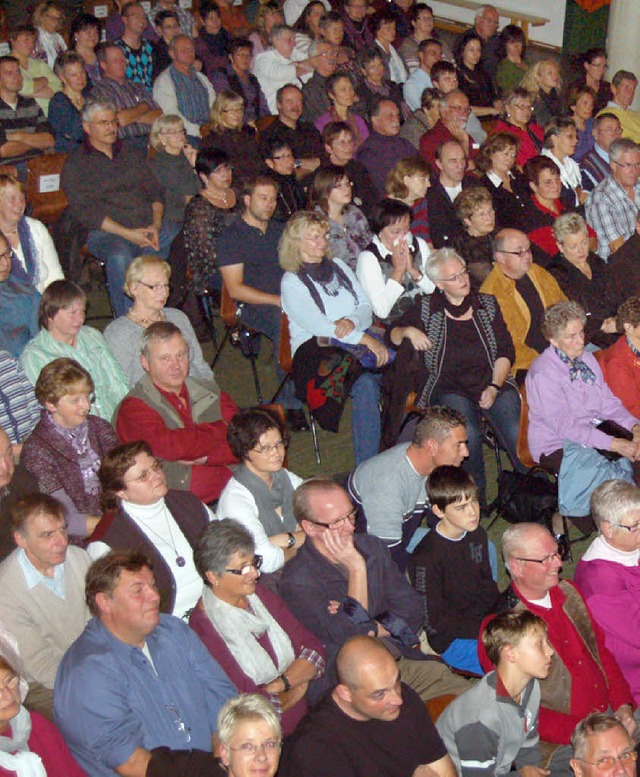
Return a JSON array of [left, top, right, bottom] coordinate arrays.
[[407, 465, 499, 674], [436, 611, 554, 777]]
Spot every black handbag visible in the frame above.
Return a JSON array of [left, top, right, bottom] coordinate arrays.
[[493, 468, 558, 527]]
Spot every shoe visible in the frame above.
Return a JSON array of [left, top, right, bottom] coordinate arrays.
[[286, 408, 310, 432]]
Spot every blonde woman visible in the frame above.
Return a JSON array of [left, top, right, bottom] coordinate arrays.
[[32, 0, 67, 68], [201, 90, 262, 180], [520, 58, 563, 127], [385, 156, 432, 242]]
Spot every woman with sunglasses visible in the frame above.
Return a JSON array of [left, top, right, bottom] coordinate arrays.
[[91, 440, 213, 618], [190, 519, 326, 737]]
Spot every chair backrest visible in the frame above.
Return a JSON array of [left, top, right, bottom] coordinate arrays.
[[277, 312, 292, 375], [260, 402, 289, 467], [255, 115, 276, 144], [517, 382, 536, 469], [26, 153, 69, 227], [0, 164, 18, 178], [220, 282, 238, 328]]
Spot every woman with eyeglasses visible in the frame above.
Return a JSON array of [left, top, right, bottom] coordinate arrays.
[[91, 440, 213, 617], [218, 694, 282, 777], [218, 408, 304, 574], [20, 358, 117, 541], [190, 519, 326, 736], [494, 88, 544, 169], [201, 90, 262, 181], [104, 256, 213, 386]]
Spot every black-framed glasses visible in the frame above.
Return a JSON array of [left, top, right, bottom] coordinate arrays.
[[0, 248, 12, 262], [304, 507, 357, 530], [605, 519, 640, 533], [438, 268, 469, 283], [576, 750, 637, 771], [513, 547, 562, 566], [225, 555, 263, 576], [138, 281, 170, 292], [499, 246, 532, 258]]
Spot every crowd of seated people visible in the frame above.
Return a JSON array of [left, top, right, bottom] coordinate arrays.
[[4, 1, 640, 775]]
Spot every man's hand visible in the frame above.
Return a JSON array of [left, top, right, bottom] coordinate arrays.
[[125, 226, 159, 250], [615, 704, 637, 737], [610, 438, 640, 461], [403, 326, 432, 351], [321, 527, 365, 571], [360, 334, 389, 367], [479, 385, 498, 410]]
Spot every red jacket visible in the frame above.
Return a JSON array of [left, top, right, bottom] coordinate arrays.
[[597, 335, 640, 418]]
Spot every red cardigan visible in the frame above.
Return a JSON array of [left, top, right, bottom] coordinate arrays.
[[597, 335, 640, 418]]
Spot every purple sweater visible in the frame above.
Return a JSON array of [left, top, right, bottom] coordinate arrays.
[[525, 346, 638, 461]]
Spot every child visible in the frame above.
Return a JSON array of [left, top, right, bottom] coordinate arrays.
[[407, 465, 499, 674], [436, 611, 554, 776]]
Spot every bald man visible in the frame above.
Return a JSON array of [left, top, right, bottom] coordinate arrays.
[[280, 635, 456, 777]]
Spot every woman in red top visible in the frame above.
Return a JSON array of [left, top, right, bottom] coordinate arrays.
[[494, 88, 544, 169]]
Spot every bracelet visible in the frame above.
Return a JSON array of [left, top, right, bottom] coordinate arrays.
[[489, 383, 502, 392], [286, 532, 296, 548], [280, 673, 291, 692]]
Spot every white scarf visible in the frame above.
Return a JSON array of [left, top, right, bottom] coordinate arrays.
[[0, 706, 46, 777], [202, 587, 295, 685], [541, 149, 582, 204]]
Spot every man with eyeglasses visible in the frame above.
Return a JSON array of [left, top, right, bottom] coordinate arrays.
[[301, 41, 339, 124], [478, 522, 636, 777], [420, 88, 477, 172], [574, 480, 640, 707], [586, 138, 640, 261], [570, 712, 638, 777], [279, 478, 472, 706], [54, 549, 236, 777]]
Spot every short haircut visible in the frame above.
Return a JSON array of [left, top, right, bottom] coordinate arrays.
[[593, 111, 620, 131], [565, 83, 595, 111], [168, 34, 193, 53], [228, 37, 253, 57], [322, 120, 354, 147], [124, 254, 171, 296], [370, 96, 396, 119], [418, 37, 441, 56], [149, 113, 185, 151], [9, 24, 36, 42], [275, 82, 301, 106], [81, 95, 116, 122], [319, 11, 343, 32], [501, 522, 548, 573], [0, 56, 20, 70], [95, 42, 120, 64], [369, 197, 412, 234], [140, 320, 184, 359], [543, 116, 576, 150], [195, 147, 232, 178], [454, 186, 492, 222], [582, 46, 607, 65], [336, 635, 394, 688], [503, 86, 532, 110], [385, 156, 430, 199], [200, 2, 220, 20], [292, 477, 343, 524], [10, 493, 66, 535], [616, 296, 640, 331], [34, 357, 94, 406], [193, 518, 255, 584], [524, 154, 559, 186], [269, 23, 293, 45], [155, 9, 178, 27], [553, 212, 588, 245], [217, 694, 281, 748], [121, 1, 143, 18], [325, 71, 353, 99], [370, 9, 396, 34], [426, 465, 477, 511], [497, 23, 526, 60], [610, 137, 639, 162], [33, 1, 63, 26], [70, 12, 100, 42], [209, 89, 244, 133], [412, 405, 466, 446], [99, 440, 154, 510], [439, 88, 467, 110], [482, 611, 548, 666], [261, 135, 291, 160], [435, 138, 464, 162], [279, 210, 329, 272], [612, 69, 637, 88], [241, 174, 278, 201], [475, 131, 518, 174], [85, 550, 152, 616], [308, 164, 352, 215], [409, 3, 434, 25], [356, 46, 383, 72], [430, 60, 456, 84], [0, 172, 24, 198], [38, 279, 86, 330], [53, 49, 85, 77], [424, 247, 465, 283], [571, 713, 630, 762], [590, 479, 640, 529], [226, 407, 289, 461], [541, 300, 587, 342]]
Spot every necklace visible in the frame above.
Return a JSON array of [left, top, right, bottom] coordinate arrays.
[[139, 505, 187, 567], [127, 309, 164, 326]]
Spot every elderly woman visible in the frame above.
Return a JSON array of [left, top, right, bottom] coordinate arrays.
[[280, 210, 389, 464], [385, 156, 432, 242], [0, 230, 40, 358], [598, 297, 640, 418], [0, 653, 85, 775], [541, 117, 587, 208], [90, 441, 212, 617], [450, 187, 496, 290], [494, 88, 544, 169], [218, 694, 282, 777], [32, 0, 67, 69], [520, 59, 563, 128], [353, 47, 405, 122], [70, 13, 101, 85], [356, 198, 433, 322], [20, 358, 116, 540], [308, 164, 372, 272], [20, 280, 130, 422], [49, 51, 87, 152], [496, 24, 528, 95], [388, 248, 523, 506], [103, 255, 213, 385], [314, 73, 369, 149], [190, 519, 326, 736], [0, 173, 63, 293], [218, 408, 304, 573], [201, 90, 262, 181], [9, 24, 61, 115], [526, 301, 640, 516], [547, 213, 617, 349], [474, 132, 530, 231], [398, 87, 440, 151]]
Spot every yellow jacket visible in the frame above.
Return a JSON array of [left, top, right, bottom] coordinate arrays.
[[596, 105, 640, 144]]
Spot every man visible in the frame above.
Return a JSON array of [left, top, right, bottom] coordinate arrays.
[[430, 61, 486, 145], [90, 43, 162, 149], [570, 713, 638, 777], [253, 25, 312, 114], [355, 97, 415, 196], [403, 37, 442, 112], [426, 139, 477, 248], [62, 97, 177, 317], [279, 478, 471, 704], [420, 88, 478, 171], [0, 427, 38, 563], [480, 228, 566, 378], [481, 523, 636, 775], [149, 0, 196, 37], [151, 9, 180, 79], [0, 494, 91, 715], [340, 0, 373, 52], [153, 35, 216, 145], [210, 38, 269, 124], [456, 4, 500, 81], [116, 1, 156, 90], [599, 70, 640, 144], [116, 321, 237, 504], [348, 406, 468, 571], [280, 636, 456, 777], [54, 549, 236, 776], [574, 480, 640, 706], [322, 120, 376, 215], [259, 84, 323, 180], [0, 55, 53, 165], [580, 112, 622, 191], [301, 40, 338, 124], [585, 138, 640, 261]]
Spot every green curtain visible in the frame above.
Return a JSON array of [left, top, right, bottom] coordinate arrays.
[[562, 0, 610, 53]]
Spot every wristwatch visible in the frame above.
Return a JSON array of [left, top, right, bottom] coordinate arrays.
[[294, 159, 302, 169], [286, 532, 296, 548]]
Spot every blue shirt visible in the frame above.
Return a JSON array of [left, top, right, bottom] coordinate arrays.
[[403, 68, 433, 112], [54, 614, 236, 776], [17, 549, 66, 598]]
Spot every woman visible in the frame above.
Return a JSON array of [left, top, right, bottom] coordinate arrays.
[[398, 3, 437, 73], [357, 198, 434, 322], [201, 91, 262, 181], [194, 3, 232, 79], [103, 255, 213, 385], [353, 47, 406, 122], [598, 297, 640, 418], [474, 131, 530, 231], [526, 301, 640, 516], [450, 187, 496, 289], [183, 148, 239, 296], [190, 519, 326, 736], [0, 230, 40, 358], [319, 12, 351, 67], [49, 51, 87, 152], [371, 10, 407, 85], [398, 87, 440, 151], [218, 695, 282, 777], [385, 156, 433, 242], [0, 654, 85, 776], [21, 358, 116, 539], [314, 73, 369, 149], [280, 211, 389, 464], [567, 85, 596, 161], [572, 46, 612, 114], [388, 248, 523, 505], [92, 441, 212, 617], [308, 165, 372, 272], [520, 59, 563, 128], [293, 1, 325, 58], [0, 173, 63, 293], [494, 88, 544, 169], [249, 2, 284, 59], [541, 117, 587, 208], [496, 24, 528, 95], [20, 280, 130, 422], [218, 408, 304, 573], [9, 24, 61, 115], [70, 13, 101, 85], [454, 32, 500, 118], [547, 213, 617, 349], [32, 0, 67, 69], [148, 115, 200, 227]]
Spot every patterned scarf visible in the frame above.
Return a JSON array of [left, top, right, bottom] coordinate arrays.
[[169, 65, 210, 126], [48, 414, 101, 495], [553, 346, 596, 384]]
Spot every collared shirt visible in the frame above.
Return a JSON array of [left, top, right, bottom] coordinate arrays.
[[0, 351, 40, 443], [17, 548, 65, 598], [403, 68, 433, 112], [586, 174, 640, 260], [89, 76, 159, 139]]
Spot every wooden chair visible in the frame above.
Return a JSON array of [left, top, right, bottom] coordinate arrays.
[[255, 115, 276, 144], [26, 153, 69, 226], [0, 164, 18, 178], [516, 382, 536, 470]]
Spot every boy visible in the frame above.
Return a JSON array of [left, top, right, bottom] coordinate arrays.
[[407, 465, 499, 673], [436, 611, 554, 777]]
